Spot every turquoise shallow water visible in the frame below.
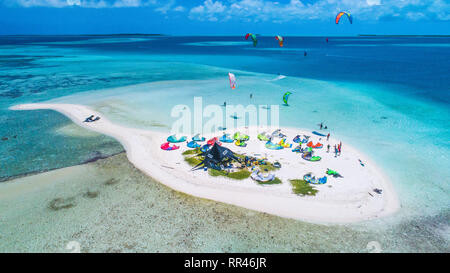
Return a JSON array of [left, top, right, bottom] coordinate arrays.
[[0, 36, 448, 252], [1, 153, 448, 253]]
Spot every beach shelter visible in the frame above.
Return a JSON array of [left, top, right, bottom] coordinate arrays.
[[192, 143, 240, 171]]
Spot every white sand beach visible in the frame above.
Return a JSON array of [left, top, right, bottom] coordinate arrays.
[[10, 103, 400, 224]]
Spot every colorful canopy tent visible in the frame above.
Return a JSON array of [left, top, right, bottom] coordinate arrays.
[[192, 143, 241, 171], [245, 33, 257, 47], [228, 73, 236, 89], [336, 11, 352, 24], [275, 35, 284, 47]]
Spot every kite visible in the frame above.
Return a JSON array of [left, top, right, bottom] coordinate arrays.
[[336, 11, 352, 24], [245, 33, 257, 47]]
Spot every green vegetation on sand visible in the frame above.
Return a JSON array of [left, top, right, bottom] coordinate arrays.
[[208, 169, 251, 180], [290, 179, 318, 196]]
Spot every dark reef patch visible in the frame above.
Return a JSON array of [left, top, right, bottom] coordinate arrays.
[[48, 197, 76, 211]]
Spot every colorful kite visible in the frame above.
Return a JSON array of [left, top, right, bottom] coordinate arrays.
[[336, 11, 352, 24], [275, 35, 284, 47], [228, 73, 236, 89], [245, 33, 257, 47], [283, 92, 292, 105]]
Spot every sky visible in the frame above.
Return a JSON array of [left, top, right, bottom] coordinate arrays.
[[0, 0, 449, 35]]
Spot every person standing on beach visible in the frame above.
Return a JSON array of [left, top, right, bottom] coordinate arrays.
[[327, 144, 330, 153], [334, 145, 338, 157], [327, 133, 330, 141]]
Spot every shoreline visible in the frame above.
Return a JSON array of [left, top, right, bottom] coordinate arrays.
[[10, 103, 400, 224], [0, 150, 126, 183]]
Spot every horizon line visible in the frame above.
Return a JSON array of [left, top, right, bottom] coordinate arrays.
[[0, 34, 449, 37]]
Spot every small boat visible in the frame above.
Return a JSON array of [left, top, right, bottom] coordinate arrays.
[[312, 131, 327, 137], [251, 170, 275, 183]]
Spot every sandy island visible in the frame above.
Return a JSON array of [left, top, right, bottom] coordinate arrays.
[[10, 103, 399, 224]]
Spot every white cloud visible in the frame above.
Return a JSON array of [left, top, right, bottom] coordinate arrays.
[[6, 0, 158, 8], [4, 0, 450, 22], [188, 0, 450, 23], [154, 0, 174, 14], [189, 0, 226, 21], [173, 5, 185, 12], [366, 0, 381, 6]]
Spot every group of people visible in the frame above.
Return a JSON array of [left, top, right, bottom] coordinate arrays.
[[318, 122, 328, 130], [327, 142, 342, 157]]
